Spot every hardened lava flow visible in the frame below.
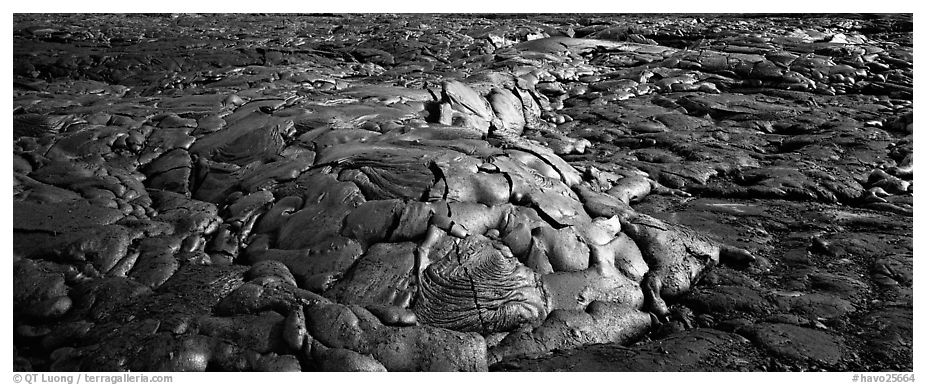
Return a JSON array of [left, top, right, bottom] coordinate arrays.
[[13, 13, 912, 372]]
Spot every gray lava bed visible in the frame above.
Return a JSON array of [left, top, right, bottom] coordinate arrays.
[[12, 13, 913, 372]]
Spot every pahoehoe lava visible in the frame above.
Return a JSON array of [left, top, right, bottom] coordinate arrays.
[[12, 13, 912, 372]]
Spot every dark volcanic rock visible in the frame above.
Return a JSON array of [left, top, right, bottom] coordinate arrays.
[[494, 328, 759, 371], [741, 323, 845, 367], [12, 13, 912, 372]]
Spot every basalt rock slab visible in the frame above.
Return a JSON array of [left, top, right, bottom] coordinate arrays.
[[14, 174, 85, 204], [856, 306, 912, 370], [416, 233, 549, 334], [541, 257, 645, 311], [305, 303, 488, 371], [276, 172, 366, 250], [196, 311, 287, 354], [13, 200, 125, 232], [189, 109, 293, 166], [213, 280, 328, 316], [324, 242, 417, 306], [237, 152, 315, 193], [247, 237, 365, 290], [148, 189, 221, 236], [740, 323, 845, 367], [13, 259, 70, 318], [620, 212, 721, 315], [772, 292, 856, 321], [488, 301, 652, 364], [14, 224, 139, 274], [684, 285, 772, 315], [494, 328, 759, 371], [143, 148, 192, 194], [493, 156, 589, 227], [324, 144, 438, 201]]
